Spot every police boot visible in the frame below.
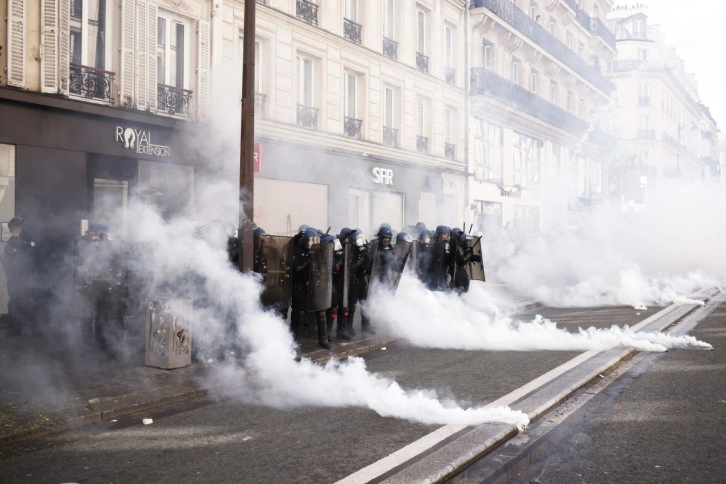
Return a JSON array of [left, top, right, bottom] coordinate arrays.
[[326, 308, 336, 342], [316, 311, 331, 350], [347, 305, 357, 337], [336, 309, 352, 341]]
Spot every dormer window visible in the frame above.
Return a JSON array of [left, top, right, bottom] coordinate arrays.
[[633, 19, 646, 39]]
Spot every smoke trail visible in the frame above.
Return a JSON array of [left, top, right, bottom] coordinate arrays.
[[125, 198, 528, 428], [366, 277, 712, 352]]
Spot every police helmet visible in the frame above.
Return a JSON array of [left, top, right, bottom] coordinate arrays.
[[338, 227, 352, 241], [418, 229, 432, 245], [253, 227, 266, 237], [349, 229, 367, 248], [435, 225, 451, 235], [377, 223, 393, 238], [451, 227, 462, 237], [415, 222, 427, 232], [321, 234, 336, 245], [396, 232, 412, 243], [300, 228, 320, 249], [457, 231, 469, 246], [298, 224, 310, 234]]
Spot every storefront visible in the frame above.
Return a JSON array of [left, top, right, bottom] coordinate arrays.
[[0, 88, 199, 312], [252, 139, 449, 237]]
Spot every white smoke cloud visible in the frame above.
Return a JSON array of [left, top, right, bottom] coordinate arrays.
[[366, 277, 712, 352]]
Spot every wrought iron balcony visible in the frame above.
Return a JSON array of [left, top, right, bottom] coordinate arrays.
[[445, 143, 456, 160], [383, 126, 398, 147], [575, 9, 591, 34], [296, 0, 318, 27], [470, 66, 588, 136], [638, 96, 650, 107], [256, 0, 266, 4], [254, 92, 266, 116], [296, 103, 318, 128], [157, 84, 192, 115], [69, 63, 114, 103], [445, 66, 456, 85], [637, 129, 656, 140], [382, 37, 398, 60], [416, 52, 429, 74], [344, 18, 362, 45], [469, 0, 613, 94], [416, 135, 429, 154], [344, 116, 362, 138]]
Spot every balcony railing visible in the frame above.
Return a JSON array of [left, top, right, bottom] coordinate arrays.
[[575, 9, 591, 34], [445, 143, 456, 160], [470, 66, 588, 136], [296, 103, 318, 128], [69, 63, 114, 103], [638, 96, 650, 106], [470, 0, 613, 94], [256, 0, 266, 4], [254, 92, 266, 116], [382, 37, 398, 60], [416, 135, 429, 154], [157, 84, 192, 115], [445, 66, 456, 85], [344, 116, 362, 138], [383, 126, 398, 147], [296, 0, 318, 26], [416, 52, 429, 74], [637, 129, 656, 140], [344, 18, 362, 45]]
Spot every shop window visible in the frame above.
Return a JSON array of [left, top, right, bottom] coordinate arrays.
[[93, 178, 128, 240]]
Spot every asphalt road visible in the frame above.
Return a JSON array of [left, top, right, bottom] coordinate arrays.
[[0, 304, 677, 484]]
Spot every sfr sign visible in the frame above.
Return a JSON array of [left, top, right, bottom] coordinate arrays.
[[372, 167, 393, 185]]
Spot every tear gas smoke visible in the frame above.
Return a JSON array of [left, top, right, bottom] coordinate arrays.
[[125, 198, 528, 428], [366, 277, 712, 352]]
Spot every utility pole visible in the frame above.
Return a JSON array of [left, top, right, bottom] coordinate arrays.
[[238, 0, 256, 273]]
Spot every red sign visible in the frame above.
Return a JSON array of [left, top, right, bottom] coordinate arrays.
[[253, 142, 262, 172]]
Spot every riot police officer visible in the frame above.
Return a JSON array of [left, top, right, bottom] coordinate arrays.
[[426, 225, 455, 291], [290, 228, 332, 349], [1, 217, 39, 337], [253, 227, 292, 320], [346, 229, 371, 336], [414, 229, 433, 282]]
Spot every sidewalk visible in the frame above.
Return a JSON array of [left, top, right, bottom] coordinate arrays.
[[0, 317, 391, 447]]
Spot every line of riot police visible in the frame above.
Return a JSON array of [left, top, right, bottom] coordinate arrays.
[[230, 222, 485, 350]]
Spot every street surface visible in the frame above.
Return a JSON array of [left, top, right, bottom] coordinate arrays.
[[2, 302, 722, 484]]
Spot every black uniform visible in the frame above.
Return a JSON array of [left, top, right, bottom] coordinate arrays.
[[2, 223, 39, 336], [346, 229, 370, 336]]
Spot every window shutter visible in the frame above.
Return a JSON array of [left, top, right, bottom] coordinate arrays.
[[135, 0, 149, 110], [58, 0, 69, 93], [7, 0, 26, 87], [197, 19, 210, 120], [40, 0, 58, 93], [146, 3, 158, 110], [121, 0, 135, 107]]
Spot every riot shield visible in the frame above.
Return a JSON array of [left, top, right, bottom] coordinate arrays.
[[256, 235, 293, 308], [306, 241, 333, 312], [466, 235, 486, 282], [390, 238, 413, 290], [426, 238, 454, 291]]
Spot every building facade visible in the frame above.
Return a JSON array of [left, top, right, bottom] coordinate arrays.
[[607, 5, 720, 206]]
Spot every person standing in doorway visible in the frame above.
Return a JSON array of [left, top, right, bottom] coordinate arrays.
[[1, 218, 39, 337]]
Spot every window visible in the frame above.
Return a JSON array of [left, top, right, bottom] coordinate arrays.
[[297, 55, 314, 106], [529, 5, 536, 21], [344, 70, 362, 138], [416, 96, 430, 153], [566, 90, 573, 112], [157, 13, 189, 89], [444, 107, 456, 160], [345, 0, 357, 21], [549, 80, 558, 104], [444, 23, 455, 68], [549, 19, 557, 38], [633, 19, 645, 38], [511, 58, 520, 85], [383, 0, 395, 39], [70, 0, 109, 70], [473, 118, 502, 181], [565, 31, 573, 50], [513, 133, 541, 188], [383, 85, 398, 146], [530, 69, 538, 94], [638, 48, 647, 60], [638, 83, 650, 106], [483, 43, 493, 69], [417, 8, 427, 55], [578, 98, 586, 118]]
